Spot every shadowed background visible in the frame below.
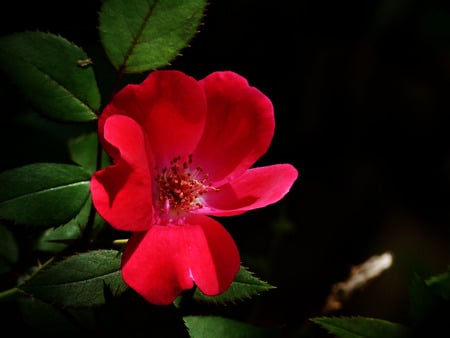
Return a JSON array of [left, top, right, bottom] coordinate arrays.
[[1, 0, 449, 335]]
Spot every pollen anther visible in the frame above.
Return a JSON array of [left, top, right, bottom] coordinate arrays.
[[155, 155, 218, 214]]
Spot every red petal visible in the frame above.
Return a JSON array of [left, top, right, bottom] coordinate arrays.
[[100, 70, 207, 165], [121, 216, 240, 305], [185, 215, 241, 296], [91, 115, 153, 231], [194, 71, 275, 185], [198, 164, 298, 216]]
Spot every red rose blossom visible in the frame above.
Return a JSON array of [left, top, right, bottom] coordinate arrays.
[[90, 70, 298, 305]]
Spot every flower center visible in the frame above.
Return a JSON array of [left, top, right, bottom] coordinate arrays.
[[155, 154, 217, 216]]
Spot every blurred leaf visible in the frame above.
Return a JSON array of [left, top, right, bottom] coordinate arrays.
[[193, 265, 275, 304], [372, 0, 413, 31], [19, 250, 128, 307], [0, 163, 91, 228], [0, 31, 100, 122], [16, 296, 95, 335], [95, 289, 190, 338], [68, 132, 111, 175], [0, 224, 19, 274], [311, 316, 410, 338], [3, 288, 190, 336], [99, 0, 207, 73], [93, 206, 108, 238], [409, 272, 450, 335], [410, 275, 438, 322], [426, 268, 450, 300], [184, 315, 279, 338], [0, 291, 98, 334], [419, 6, 450, 42], [272, 214, 295, 234]]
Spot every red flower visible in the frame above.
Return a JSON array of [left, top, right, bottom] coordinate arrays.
[[90, 70, 298, 305]]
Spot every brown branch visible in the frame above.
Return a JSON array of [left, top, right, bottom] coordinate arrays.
[[322, 251, 393, 314]]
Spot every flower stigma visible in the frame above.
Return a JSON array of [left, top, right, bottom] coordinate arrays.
[[155, 154, 218, 221]]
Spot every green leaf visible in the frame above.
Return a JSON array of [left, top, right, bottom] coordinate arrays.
[[99, 0, 207, 73], [15, 296, 95, 334], [0, 31, 100, 122], [311, 316, 411, 338], [193, 266, 275, 304], [37, 195, 107, 254], [19, 250, 128, 307], [36, 196, 90, 253], [184, 316, 279, 338], [0, 163, 91, 228], [0, 224, 19, 274], [68, 132, 111, 174]]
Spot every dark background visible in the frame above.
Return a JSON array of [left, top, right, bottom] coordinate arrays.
[[1, 0, 450, 336]]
